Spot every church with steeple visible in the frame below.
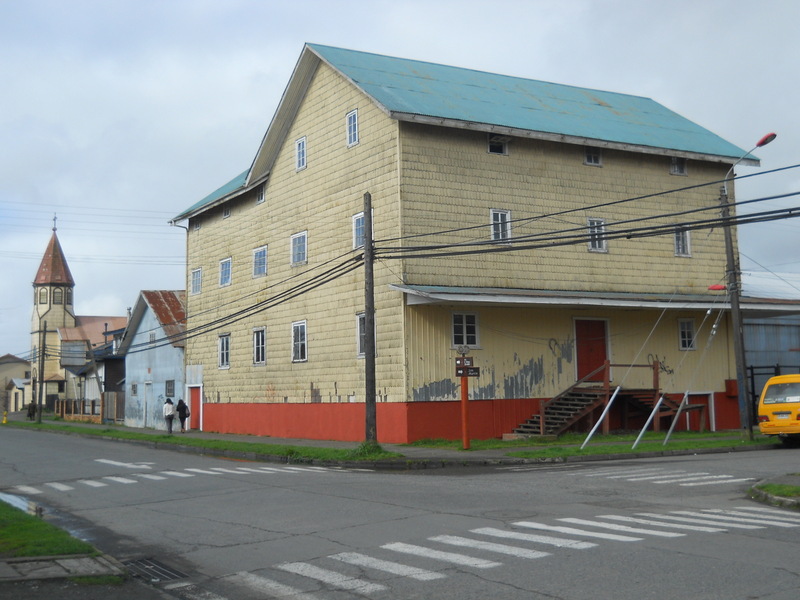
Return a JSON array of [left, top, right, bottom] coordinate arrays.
[[30, 222, 127, 411]]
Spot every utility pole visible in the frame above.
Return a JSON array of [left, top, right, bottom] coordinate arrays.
[[363, 192, 377, 443], [37, 321, 46, 424]]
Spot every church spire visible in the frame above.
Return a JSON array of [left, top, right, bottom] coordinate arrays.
[[33, 224, 75, 286]]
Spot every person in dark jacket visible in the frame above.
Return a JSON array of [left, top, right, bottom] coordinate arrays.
[[27, 401, 36, 421], [176, 398, 190, 433]]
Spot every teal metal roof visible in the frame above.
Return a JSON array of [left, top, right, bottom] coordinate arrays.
[[309, 44, 748, 160], [172, 169, 249, 222]]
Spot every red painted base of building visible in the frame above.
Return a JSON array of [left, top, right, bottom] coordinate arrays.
[[197, 392, 741, 444]]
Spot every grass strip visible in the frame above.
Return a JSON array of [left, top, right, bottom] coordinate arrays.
[[7, 421, 401, 462], [0, 502, 96, 558], [755, 483, 800, 498]]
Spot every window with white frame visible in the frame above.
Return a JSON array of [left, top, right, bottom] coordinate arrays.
[[190, 268, 202, 295], [256, 184, 265, 204], [218, 334, 230, 368], [292, 321, 307, 362], [219, 258, 232, 286], [291, 231, 307, 265], [452, 313, 478, 348], [253, 327, 266, 365], [346, 109, 359, 147], [584, 146, 602, 166], [353, 212, 365, 249], [356, 312, 375, 358], [193, 221, 201, 231], [149, 332, 156, 346], [253, 245, 268, 277], [491, 209, 511, 241], [295, 136, 307, 170], [679, 319, 696, 351], [670, 157, 688, 175], [488, 134, 509, 155], [222, 206, 231, 219], [674, 227, 691, 257], [588, 218, 607, 252]]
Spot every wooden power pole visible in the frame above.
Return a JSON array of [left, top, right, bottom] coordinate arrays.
[[363, 192, 377, 442]]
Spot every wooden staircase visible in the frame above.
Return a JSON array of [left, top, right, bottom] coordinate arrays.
[[512, 360, 668, 438]]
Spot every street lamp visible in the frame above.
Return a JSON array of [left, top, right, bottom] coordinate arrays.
[[720, 132, 776, 441]]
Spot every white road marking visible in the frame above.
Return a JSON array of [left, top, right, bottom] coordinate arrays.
[[330, 552, 446, 581], [277, 562, 387, 593], [185, 468, 222, 475], [513, 521, 642, 541], [12, 486, 41, 495], [162, 471, 195, 478], [429, 535, 551, 559], [680, 478, 754, 487], [733, 506, 800, 522], [557, 518, 684, 538], [227, 571, 320, 599], [95, 459, 153, 470], [691, 510, 798, 527], [635, 513, 762, 529], [382, 542, 501, 568], [472, 527, 596, 549], [604, 469, 672, 479], [103, 476, 138, 484], [44, 482, 73, 491], [79, 480, 108, 488], [580, 467, 665, 478], [596, 514, 725, 533], [209, 467, 250, 475], [624, 471, 689, 481], [134, 473, 167, 481]]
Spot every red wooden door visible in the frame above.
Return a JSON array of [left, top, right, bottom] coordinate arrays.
[[189, 386, 201, 430], [575, 319, 608, 381]]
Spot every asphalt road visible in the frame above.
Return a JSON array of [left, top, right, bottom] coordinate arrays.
[[1, 427, 799, 599]]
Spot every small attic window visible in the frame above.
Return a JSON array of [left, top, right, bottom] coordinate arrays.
[[222, 206, 231, 219], [670, 157, 688, 176], [256, 184, 265, 204], [488, 134, 509, 155], [584, 147, 602, 166]]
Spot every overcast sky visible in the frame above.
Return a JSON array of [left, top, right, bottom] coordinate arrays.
[[2, 0, 799, 358]]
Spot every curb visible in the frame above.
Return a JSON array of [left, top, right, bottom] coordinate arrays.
[[748, 479, 800, 510]]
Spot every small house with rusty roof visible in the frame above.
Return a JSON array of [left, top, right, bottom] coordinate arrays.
[[117, 290, 186, 430]]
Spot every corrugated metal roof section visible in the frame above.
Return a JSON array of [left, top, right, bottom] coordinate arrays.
[[172, 169, 249, 222], [308, 44, 748, 160], [142, 290, 186, 345]]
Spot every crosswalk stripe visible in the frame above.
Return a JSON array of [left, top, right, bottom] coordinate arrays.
[[12, 485, 41, 495], [596, 514, 726, 532], [692, 510, 798, 527], [277, 562, 387, 593], [162, 470, 195, 478], [330, 552, 446, 581], [513, 521, 641, 541], [652, 474, 716, 484], [712, 509, 800, 522], [430, 535, 551, 559], [79, 480, 108, 488], [209, 468, 250, 475], [382, 542, 501, 568], [134, 473, 167, 481], [283, 467, 323, 472], [234, 467, 273, 473], [635, 512, 762, 529], [258, 467, 292, 473], [557, 518, 685, 537], [605, 469, 673, 479], [581, 468, 665, 478], [227, 570, 320, 599], [625, 471, 689, 481], [733, 506, 800, 522], [103, 476, 138, 484], [185, 468, 222, 475], [680, 478, 754, 487], [471, 527, 596, 549], [45, 482, 73, 491]]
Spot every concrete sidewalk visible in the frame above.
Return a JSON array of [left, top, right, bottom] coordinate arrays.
[[0, 554, 124, 583]]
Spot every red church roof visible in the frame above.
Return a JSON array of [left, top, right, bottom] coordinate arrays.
[[34, 231, 75, 286]]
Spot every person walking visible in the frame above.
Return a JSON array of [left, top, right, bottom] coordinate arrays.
[[176, 398, 190, 433], [163, 398, 175, 434]]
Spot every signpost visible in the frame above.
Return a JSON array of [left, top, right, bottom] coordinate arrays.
[[455, 354, 479, 450]]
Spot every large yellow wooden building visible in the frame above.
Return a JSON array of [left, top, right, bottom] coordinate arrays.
[[172, 44, 762, 442]]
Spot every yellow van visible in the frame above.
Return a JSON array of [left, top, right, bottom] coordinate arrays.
[[758, 374, 800, 446]]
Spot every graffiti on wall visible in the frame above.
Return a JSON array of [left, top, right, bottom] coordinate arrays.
[[504, 354, 545, 398], [548, 335, 574, 375], [647, 353, 675, 376]]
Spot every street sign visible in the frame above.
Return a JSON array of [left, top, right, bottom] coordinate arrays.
[[455, 356, 474, 367], [456, 366, 480, 377]]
